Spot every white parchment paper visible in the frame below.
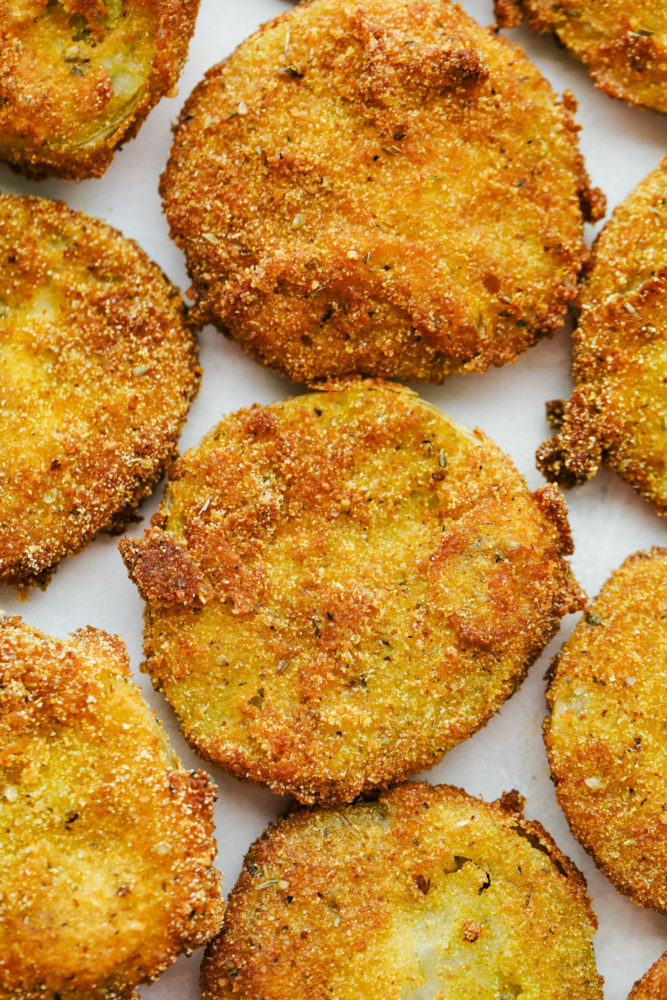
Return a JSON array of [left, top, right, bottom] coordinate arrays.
[[1, 1, 666, 996]]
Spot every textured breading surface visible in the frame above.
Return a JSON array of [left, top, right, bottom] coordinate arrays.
[[0, 0, 199, 180], [537, 157, 667, 515], [161, 0, 603, 385], [545, 549, 667, 914], [628, 953, 667, 1000], [0, 616, 223, 1000], [201, 782, 603, 1000], [494, 0, 667, 115], [120, 380, 584, 805], [0, 194, 200, 588]]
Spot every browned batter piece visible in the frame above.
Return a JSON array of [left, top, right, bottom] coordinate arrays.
[[121, 380, 584, 805], [537, 157, 667, 515], [0, 0, 200, 180], [161, 0, 603, 385], [0, 194, 200, 588], [628, 953, 667, 999], [0, 616, 223, 1000], [201, 782, 603, 1000], [495, 0, 667, 115], [545, 549, 667, 914]]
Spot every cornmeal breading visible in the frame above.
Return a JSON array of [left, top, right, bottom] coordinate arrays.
[[495, 0, 667, 115], [121, 380, 583, 804], [537, 157, 667, 515], [0, 194, 199, 587], [0, 0, 199, 179], [201, 782, 603, 1000], [0, 616, 223, 1000], [627, 953, 667, 1000], [545, 549, 667, 914], [161, 0, 603, 384]]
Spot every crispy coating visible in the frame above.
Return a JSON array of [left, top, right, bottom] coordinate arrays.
[[0, 616, 223, 1000], [494, 0, 667, 115], [161, 0, 603, 385], [120, 380, 584, 805], [0, 0, 199, 180], [201, 782, 603, 1000], [0, 194, 200, 588], [545, 549, 667, 914], [628, 953, 667, 1000], [537, 157, 667, 515]]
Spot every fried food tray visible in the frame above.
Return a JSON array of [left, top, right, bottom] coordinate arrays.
[[1, 0, 665, 995]]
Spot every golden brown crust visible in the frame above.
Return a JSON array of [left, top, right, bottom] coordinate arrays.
[[494, 0, 667, 114], [0, 194, 200, 588], [0, 615, 223, 1000], [121, 380, 584, 805], [0, 0, 200, 180], [201, 781, 602, 1000], [545, 549, 667, 914], [161, 0, 602, 385], [537, 156, 667, 515], [628, 953, 667, 1000]]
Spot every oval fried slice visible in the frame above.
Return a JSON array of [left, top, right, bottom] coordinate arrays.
[[628, 953, 667, 999], [537, 156, 667, 515], [0, 0, 200, 179], [0, 615, 223, 1000], [545, 548, 667, 914], [120, 379, 584, 805], [0, 194, 200, 587], [495, 0, 667, 115], [201, 782, 603, 1000], [161, 0, 603, 385]]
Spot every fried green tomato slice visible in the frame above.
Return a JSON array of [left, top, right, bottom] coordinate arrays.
[[0, 615, 223, 1000], [628, 953, 667, 1000], [120, 380, 584, 805], [537, 157, 667, 515], [200, 782, 603, 1000], [494, 0, 667, 115], [161, 0, 604, 385], [545, 549, 667, 914], [0, 194, 200, 588], [0, 0, 199, 180]]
